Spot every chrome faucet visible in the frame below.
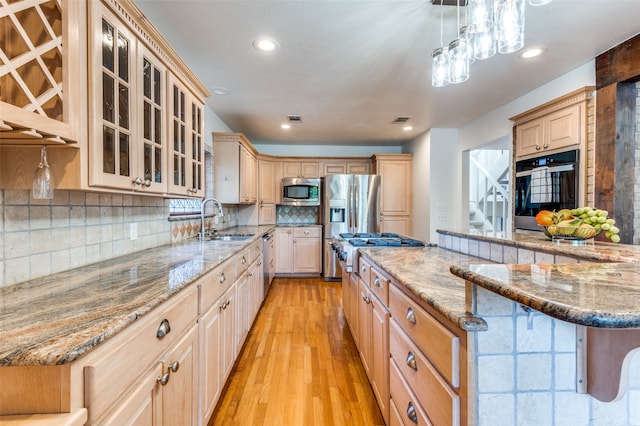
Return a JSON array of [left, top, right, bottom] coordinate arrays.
[[200, 198, 224, 240]]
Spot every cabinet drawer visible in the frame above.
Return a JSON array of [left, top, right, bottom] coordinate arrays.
[[369, 266, 390, 307], [389, 359, 433, 426], [84, 285, 198, 424], [237, 248, 251, 275], [390, 320, 459, 426], [200, 259, 237, 313], [389, 284, 459, 387], [292, 227, 321, 238], [249, 239, 263, 264], [358, 257, 371, 287]]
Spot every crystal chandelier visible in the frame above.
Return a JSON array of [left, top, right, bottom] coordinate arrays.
[[432, 0, 552, 87]]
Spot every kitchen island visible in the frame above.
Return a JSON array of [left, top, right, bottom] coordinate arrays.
[[355, 230, 640, 426]]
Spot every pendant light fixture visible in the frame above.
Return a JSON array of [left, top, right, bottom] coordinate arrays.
[[448, 0, 470, 84], [529, 0, 552, 5], [432, 0, 451, 87], [496, 0, 525, 54]]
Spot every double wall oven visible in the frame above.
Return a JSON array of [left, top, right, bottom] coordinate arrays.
[[514, 149, 579, 231]]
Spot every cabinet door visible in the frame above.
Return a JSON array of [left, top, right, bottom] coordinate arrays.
[[348, 162, 371, 175], [259, 159, 276, 204], [301, 162, 320, 178], [378, 160, 411, 216], [348, 270, 360, 346], [515, 117, 543, 158], [324, 162, 347, 175], [0, 0, 82, 143], [239, 145, 256, 203], [236, 273, 250, 353], [380, 216, 411, 236], [358, 279, 373, 377], [259, 204, 276, 225], [199, 298, 223, 425], [293, 237, 321, 273], [138, 48, 167, 194], [371, 296, 390, 424], [282, 162, 301, 178], [161, 324, 198, 426], [546, 103, 582, 151], [220, 284, 237, 381], [274, 229, 293, 273], [89, 5, 137, 189], [167, 75, 203, 197]]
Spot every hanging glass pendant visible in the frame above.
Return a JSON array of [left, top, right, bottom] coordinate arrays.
[[468, 0, 494, 33], [496, 0, 525, 54], [432, 47, 450, 87], [449, 38, 470, 84], [459, 26, 475, 65], [529, 0, 552, 5], [472, 23, 497, 59]]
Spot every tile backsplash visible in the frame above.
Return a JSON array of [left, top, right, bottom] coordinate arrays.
[[0, 189, 171, 287], [276, 205, 319, 224]]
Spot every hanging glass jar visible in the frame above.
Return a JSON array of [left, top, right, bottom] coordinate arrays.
[[472, 23, 496, 59], [496, 0, 525, 54], [468, 0, 494, 33], [432, 47, 450, 87], [449, 38, 470, 84]]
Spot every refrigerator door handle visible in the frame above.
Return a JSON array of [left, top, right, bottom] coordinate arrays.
[[347, 183, 353, 230], [354, 182, 359, 229]]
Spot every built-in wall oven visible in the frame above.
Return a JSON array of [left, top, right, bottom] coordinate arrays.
[[514, 149, 579, 231]]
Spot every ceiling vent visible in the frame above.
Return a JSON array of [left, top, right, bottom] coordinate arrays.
[[392, 116, 411, 124], [288, 115, 303, 123], [431, 0, 467, 5]]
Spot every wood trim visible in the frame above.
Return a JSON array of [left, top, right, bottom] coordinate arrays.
[[596, 32, 640, 89], [509, 86, 595, 125]]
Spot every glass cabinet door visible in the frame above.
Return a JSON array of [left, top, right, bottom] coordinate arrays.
[[190, 101, 204, 196]]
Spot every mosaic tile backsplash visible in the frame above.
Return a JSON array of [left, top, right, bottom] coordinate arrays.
[[277, 205, 320, 225]]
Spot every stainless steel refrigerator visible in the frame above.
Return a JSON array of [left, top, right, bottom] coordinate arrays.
[[322, 174, 381, 280]]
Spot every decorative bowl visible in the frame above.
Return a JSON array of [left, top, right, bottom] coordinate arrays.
[[540, 225, 599, 245]]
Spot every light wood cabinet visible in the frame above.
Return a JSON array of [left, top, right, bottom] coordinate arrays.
[[259, 158, 277, 224], [213, 133, 257, 204], [282, 161, 320, 178], [511, 87, 595, 159], [372, 154, 413, 236], [0, 0, 84, 145], [322, 160, 371, 176], [1, 0, 209, 198], [274, 227, 321, 274]]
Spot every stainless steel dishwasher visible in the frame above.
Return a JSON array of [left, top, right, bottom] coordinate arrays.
[[262, 230, 274, 296]]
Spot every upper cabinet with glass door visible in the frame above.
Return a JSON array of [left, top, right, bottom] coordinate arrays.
[[87, 0, 208, 196], [0, 0, 84, 145]]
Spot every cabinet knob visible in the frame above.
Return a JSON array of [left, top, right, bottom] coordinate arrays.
[[373, 277, 381, 288], [133, 177, 142, 186], [143, 180, 151, 187], [157, 372, 170, 386], [168, 360, 180, 373], [405, 307, 417, 324], [406, 402, 418, 424], [543, 143, 549, 149], [361, 264, 366, 273], [219, 273, 226, 283], [156, 319, 171, 339], [287, 230, 292, 234], [242, 256, 247, 264], [304, 231, 309, 235], [406, 352, 418, 371], [536, 145, 541, 151], [362, 294, 371, 304]]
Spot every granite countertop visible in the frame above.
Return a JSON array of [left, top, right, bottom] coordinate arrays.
[[0, 225, 274, 367], [357, 246, 489, 332], [275, 223, 322, 227], [450, 262, 640, 328], [438, 229, 640, 263]]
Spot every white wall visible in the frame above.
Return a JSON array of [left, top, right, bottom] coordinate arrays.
[[404, 60, 597, 243], [204, 105, 233, 149], [253, 143, 401, 157]]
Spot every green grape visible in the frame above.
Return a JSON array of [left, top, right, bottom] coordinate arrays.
[[610, 234, 621, 243], [587, 210, 597, 217], [597, 210, 608, 217], [610, 226, 620, 234], [576, 207, 585, 215], [606, 218, 615, 225], [606, 231, 613, 238], [597, 216, 606, 224], [601, 223, 611, 231]]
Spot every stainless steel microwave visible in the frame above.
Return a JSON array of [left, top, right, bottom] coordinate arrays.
[[282, 177, 321, 206]]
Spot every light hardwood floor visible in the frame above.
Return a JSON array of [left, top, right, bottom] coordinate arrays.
[[209, 277, 385, 426]]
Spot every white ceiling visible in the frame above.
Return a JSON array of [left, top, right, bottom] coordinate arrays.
[[134, 0, 640, 146]]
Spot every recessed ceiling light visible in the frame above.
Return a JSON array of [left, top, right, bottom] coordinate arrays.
[[520, 47, 545, 59], [403, 126, 413, 131], [253, 37, 278, 52], [213, 87, 229, 95], [281, 124, 291, 130]]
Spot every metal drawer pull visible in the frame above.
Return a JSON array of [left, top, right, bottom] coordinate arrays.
[[168, 360, 180, 373], [157, 372, 170, 386], [242, 256, 247, 264], [406, 352, 417, 371], [406, 307, 417, 324], [361, 264, 366, 273], [156, 319, 171, 339], [219, 273, 226, 283], [373, 277, 381, 288], [407, 402, 418, 423], [362, 295, 371, 304]]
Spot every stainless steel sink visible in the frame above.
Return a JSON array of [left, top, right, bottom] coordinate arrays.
[[209, 233, 255, 241]]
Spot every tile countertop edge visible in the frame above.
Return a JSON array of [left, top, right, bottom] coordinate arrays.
[[357, 247, 488, 332], [450, 263, 640, 329], [0, 225, 276, 367], [436, 229, 640, 263]]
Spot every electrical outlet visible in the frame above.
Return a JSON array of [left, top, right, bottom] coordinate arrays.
[[130, 222, 138, 240]]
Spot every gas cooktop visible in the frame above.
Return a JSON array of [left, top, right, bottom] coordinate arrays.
[[338, 232, 425, 248]]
